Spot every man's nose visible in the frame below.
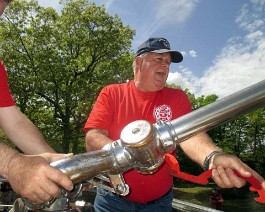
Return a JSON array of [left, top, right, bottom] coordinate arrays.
[[161, 60, 170, 68]]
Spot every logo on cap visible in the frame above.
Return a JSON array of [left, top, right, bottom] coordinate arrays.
[[159, 38, 170, 49]]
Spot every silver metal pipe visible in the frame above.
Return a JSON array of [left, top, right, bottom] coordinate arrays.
[[50, 143, 132, 184], [50, 150, 114, 184], [169, 79, 265, 143], [172, 199, 223, 211]]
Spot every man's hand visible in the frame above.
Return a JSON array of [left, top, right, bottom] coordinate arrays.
[[6, 153, 73, 204], [210, 153, 265, 190]]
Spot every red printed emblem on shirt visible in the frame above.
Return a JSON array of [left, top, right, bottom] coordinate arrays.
[[154, 104, 172, 122]]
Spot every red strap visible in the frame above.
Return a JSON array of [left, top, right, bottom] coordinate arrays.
[[164, 153, 265, 203], [165, 153, 212, 184]]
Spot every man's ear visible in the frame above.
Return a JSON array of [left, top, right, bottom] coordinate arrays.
[[135, 56, 143, 70]]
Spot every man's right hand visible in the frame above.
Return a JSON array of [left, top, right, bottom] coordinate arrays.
[[6, 153, 73, 204]]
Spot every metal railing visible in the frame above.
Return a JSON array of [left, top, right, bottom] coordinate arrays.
[[172, 199, 223, 212]]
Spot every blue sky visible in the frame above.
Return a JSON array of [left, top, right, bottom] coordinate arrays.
[[37, 0, 265, 98]]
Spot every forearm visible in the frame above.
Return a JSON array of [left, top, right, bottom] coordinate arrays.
[[0, 141, 22, 178], [11, 114, 55, 154], [0, 106, 55, 154], [85, 128, 113, 152], [179, 132, 222, 168]]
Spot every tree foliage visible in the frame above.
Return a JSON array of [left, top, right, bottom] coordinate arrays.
[[0, 0, 135, 153]]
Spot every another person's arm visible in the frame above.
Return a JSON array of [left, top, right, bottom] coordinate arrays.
[[0, 106, 55, 154], [0, 141, 73, 203]]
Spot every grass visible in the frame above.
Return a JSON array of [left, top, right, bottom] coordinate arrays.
[[173, 181, 213, 207]]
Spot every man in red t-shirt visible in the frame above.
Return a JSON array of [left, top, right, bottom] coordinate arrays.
[[84, 38, 265, 212], [84, 37, 265, 211], [0, 1, 73, 204]]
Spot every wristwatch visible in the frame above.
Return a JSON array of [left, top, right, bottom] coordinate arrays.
[[203, 151, 221, 171]]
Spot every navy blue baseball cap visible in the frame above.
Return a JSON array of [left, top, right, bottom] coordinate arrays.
[[136, 37, 183, 63]]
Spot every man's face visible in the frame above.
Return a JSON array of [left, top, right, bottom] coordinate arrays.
[[0, 0, 10, 16], [135, 52, 171, 92]]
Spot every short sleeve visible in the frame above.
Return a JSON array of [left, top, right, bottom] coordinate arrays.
[[0, 61, 16, 107], [83, 86, 113, 132]]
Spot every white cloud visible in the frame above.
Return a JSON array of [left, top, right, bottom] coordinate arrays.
[[167, 67, 199, 94], [178, 50, 197, 59], [168, 1, 265, 99], [156, 0, 199, 26], [198, 1, 265, 98], [189, 50, 197, 58], [246, 30, 263, 42], [136, 0, 199, 42], [198, 40, 265, 98], [236, 2, 265, 33]]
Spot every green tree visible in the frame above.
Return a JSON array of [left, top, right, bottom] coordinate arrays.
[[0, 0, 135, 153], [229, 108, 265, 175]]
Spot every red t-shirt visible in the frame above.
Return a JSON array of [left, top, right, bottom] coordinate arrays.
[[0, 61, 15, 107], [84, 80, 192, 203]]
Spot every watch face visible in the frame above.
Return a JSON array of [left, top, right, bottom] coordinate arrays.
[[203, 151, 220, 170]]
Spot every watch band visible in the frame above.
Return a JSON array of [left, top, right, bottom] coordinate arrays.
[[203, 151, 221, 171]]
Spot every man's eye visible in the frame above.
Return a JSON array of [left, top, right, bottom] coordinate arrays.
[[155, 57, 163, 62]]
